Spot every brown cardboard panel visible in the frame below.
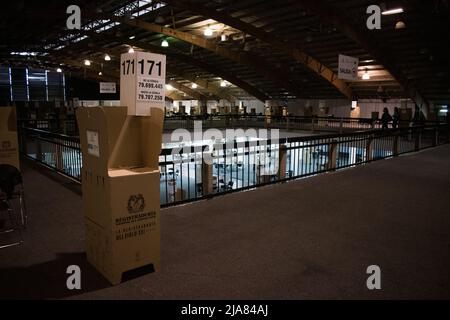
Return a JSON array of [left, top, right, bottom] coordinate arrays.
[[76, 106, 162, 285], [0, 107, 20, 170]]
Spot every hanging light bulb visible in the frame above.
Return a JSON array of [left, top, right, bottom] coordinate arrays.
[[395, 21, 406, 29], [362, 69, 370, 80], [128, 47, 135, 53], [191, 83, 198, 89], [204, 26, 213, 37], [84, 60, 91, 66], [104, 54, 111, 61], [56, 68, 62, 73], [161, 39, 169, 47], [165, 84, 174, 90], [98, 71, 103, 76], [220, 80, 227, 87]]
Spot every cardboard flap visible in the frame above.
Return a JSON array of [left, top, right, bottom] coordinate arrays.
[[76, 106, 164, 175], [0, 107, 17, 132], [76, 107, 128, 175]]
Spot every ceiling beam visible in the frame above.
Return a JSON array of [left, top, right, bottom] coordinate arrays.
[[167, 80, 207, 100], [166, 92, 186, 101], [165, 0, 354, 100], [113, 16, 304, 97], [292, 0, 430, 115], [53, 30, 247, 102]]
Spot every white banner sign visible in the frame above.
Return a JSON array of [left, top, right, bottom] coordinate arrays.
[[99, 82, 116, 94], [120, 51, 166, 116], [338, 54, 359, 80]]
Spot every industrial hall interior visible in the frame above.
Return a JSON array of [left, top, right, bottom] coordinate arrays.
[[0, 0, 449, 300]]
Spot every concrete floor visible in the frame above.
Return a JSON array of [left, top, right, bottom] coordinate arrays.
[[1, 145, 450, 299]]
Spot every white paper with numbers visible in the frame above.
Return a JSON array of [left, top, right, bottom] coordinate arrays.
[[99, 82, 116, 94], [120, 51, 166, 116]]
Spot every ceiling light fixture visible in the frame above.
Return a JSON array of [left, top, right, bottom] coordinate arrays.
[[129, 35, 136, 40], [395, 21, 406, 29], [165, 84, 174, 90], [84, 60, 91, 66], [161, 39, 169, 47], [104, 54, 111, 61], [220, 80, 227, 87], [204, 26, 213, 37], [382, 8, 404, 15], [362, 69, 370, 80], [191, 83, 198, 89], [98, 71, 102, 76], [221, 34, 227, 42], [128, 47, 135, 53], [56, 68, 62, 73]]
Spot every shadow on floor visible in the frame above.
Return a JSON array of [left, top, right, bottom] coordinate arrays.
[[0, 252, 111, 299]]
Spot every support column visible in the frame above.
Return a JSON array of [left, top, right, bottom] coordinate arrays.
[[202, 155, 213, 195], [392, 133, 399, 156], [278, 145, 287, 180], [415, 128, 421, 151], [327, 139, 338, 170], [366, 135, 374, 161], [432, 127, 438, 147], [55, 143, 63, 170]]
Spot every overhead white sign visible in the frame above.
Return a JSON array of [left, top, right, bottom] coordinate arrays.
[[338, 54, 359, 80], [120, 51, 166, 116], [99, 82, 116, 94]]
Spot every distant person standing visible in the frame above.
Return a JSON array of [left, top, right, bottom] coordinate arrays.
[[412, 106, 425, 126], [381, 107, 392, 129], [392, 107, 400, 129]]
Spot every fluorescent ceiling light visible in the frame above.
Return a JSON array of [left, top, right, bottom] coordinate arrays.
[[84, 60, 91, 66], [56, 68, 62, 73], [128, 47, 134, 53], [104, 54, 111, 61], [362, 69, 370, 80], [129, 35, 135, 39], [161, 39, 169, 47], [204, 26, 213, 37], [98, 71, 102, 76], [191, 83, 198, 89], [220, 80, 227, 87], [382, 8, 404, 15]]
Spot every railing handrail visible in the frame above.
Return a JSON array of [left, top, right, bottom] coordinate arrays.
[[19, 123, 448, 157]]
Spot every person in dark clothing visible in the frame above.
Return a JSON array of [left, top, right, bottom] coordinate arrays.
[[392, 107, 400, 129], [412, 106, 426, 126], [381, 107, 392, 129]]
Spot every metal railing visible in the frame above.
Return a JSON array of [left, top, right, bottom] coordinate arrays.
[[19, 115, 438, 137], [18, 123, 449, 207]]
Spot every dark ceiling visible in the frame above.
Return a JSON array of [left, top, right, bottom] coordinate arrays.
[[1, 0, 449, 106]]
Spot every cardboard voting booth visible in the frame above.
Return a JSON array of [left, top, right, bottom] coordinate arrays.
[[0, 107, 20, 170], [76, 51, 166, 284]]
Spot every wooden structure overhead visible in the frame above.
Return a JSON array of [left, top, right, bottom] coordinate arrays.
[[1, 0, 449, 107]]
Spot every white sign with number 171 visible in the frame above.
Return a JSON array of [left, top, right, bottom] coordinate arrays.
[[120, 51, 166, 116]]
